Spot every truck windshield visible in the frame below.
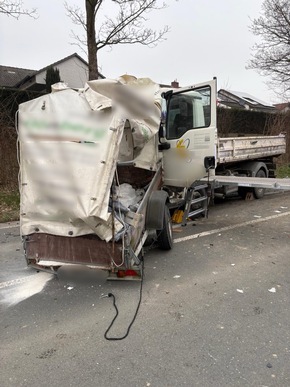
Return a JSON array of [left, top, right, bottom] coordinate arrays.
[[166, 86, 211, 139]]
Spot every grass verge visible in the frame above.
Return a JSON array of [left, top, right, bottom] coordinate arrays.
[[276, 164, 290, 178], [0, 189, 20, 223]]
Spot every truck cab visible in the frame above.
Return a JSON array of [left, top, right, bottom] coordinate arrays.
[[160, 79, 217, 187]]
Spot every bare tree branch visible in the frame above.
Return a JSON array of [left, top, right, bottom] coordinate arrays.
[[97, 0, 169, 49], [69, 31, 88, 56], [64, 2, 86, 28], [248, 0, 290, 98], [0, 0, 37, 19], [65, 0, 171, 80]]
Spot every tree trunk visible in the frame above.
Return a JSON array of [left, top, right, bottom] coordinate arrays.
[[86, 0, 98, 80]]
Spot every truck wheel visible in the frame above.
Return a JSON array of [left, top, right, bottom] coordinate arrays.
[[157, 206, 173, 250], [253, 169, 266, 199]]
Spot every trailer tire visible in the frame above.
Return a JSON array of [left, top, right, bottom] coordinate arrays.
[[146, 190, 168, 230], [157, 206, 173, 250], [253, 169, 266, 199]]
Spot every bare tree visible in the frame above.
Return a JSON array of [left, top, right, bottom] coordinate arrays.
[[248, 0, 290, 98], [0, 0, 37, 18], [65, 0, 170, 80]]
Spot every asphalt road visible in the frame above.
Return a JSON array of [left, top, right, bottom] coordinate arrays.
[[1, 191, 290, 387]]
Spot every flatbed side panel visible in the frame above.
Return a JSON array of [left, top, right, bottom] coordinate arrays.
[[25, 233, 123, 269], [217, 135, 286, 163]]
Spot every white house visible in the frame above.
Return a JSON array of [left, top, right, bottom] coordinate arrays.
[[0, 53, 104, 92]]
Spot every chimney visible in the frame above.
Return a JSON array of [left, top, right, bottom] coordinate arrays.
[[171, 80, 179, 88]]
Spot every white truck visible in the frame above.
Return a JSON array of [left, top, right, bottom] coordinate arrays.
[[18, 77, 289, 278]]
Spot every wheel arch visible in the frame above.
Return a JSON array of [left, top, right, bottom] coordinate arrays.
[[238, 160, 269, 178]]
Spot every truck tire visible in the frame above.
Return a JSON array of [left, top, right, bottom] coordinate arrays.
[[157, 206, 173, 250], [253, 169, 266, 199]]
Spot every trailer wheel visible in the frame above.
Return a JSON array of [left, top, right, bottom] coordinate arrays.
[[157, 206, 173, 250], [253, 169, 266, 199]]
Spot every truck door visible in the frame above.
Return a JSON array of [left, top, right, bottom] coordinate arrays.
[[161, 79, 217, 188]]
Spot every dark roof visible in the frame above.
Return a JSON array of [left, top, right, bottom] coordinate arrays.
[[218, 89, 275, 113], [0, 65, 36, 87]]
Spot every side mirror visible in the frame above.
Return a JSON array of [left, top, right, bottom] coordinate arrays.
[[204, 156, 215, 170], [158, 124, 171, 150]]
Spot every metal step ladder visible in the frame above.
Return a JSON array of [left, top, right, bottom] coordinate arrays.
[[182, 183, 209, 226]]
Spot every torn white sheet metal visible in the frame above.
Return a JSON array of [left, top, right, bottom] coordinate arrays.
[[19, 77, 161, 239], [87, 76, 161, 170]]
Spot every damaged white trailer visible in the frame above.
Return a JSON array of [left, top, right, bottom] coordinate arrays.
[[19, 77, 172, 278], [18, 77, 290, 278]]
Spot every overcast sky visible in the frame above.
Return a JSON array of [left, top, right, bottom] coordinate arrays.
[[0, 0, 278, 104]]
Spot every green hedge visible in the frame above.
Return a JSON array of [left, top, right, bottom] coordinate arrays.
[[217, 107, 270, 136]]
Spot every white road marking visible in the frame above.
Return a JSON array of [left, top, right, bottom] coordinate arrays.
[[0, 272, 53, 306], [0, 221, 20, 230], [0, 276, 33, 289], [173, 211, 290, 244]]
